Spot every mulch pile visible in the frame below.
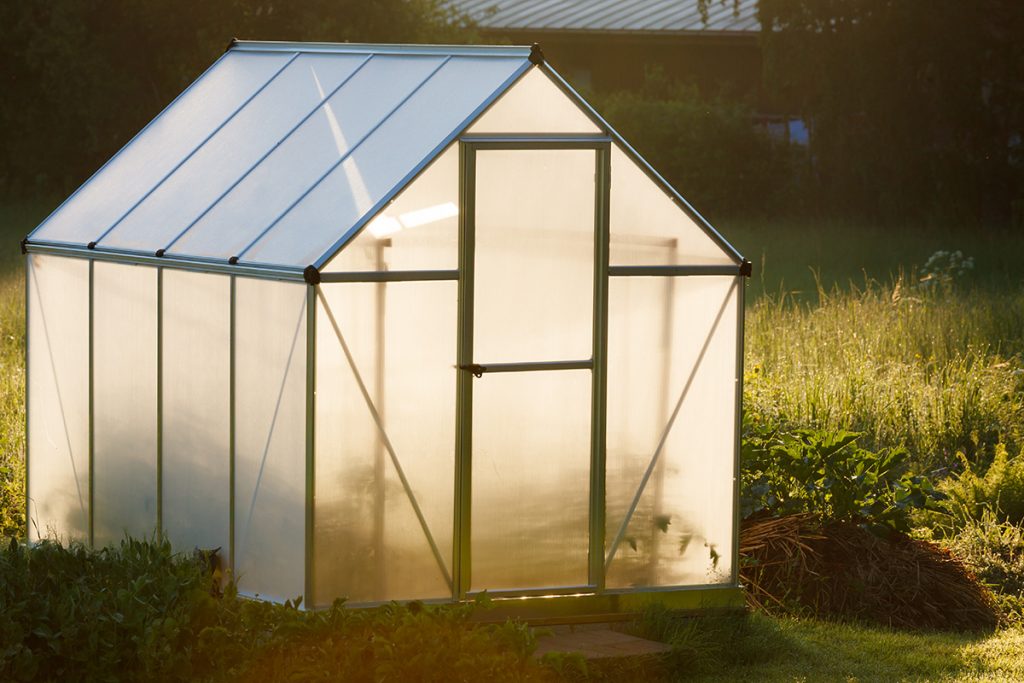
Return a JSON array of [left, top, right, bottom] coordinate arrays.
[[739, 513, 1000, 630]]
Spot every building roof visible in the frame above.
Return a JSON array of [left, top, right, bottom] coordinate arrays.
[[28, 42, 532, 273], [446, 0, 760, 35]]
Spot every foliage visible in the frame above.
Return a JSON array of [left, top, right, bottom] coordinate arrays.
[[0, 0, 477, 195], [741, 422, 945, 532], [757, 0, 1024, 225], [940, 508, 1024, 624], [938, 444, 1024, 530], [0, 537, 557, 682], [590, 70, 801, 219], [919, 249, 976, 291]]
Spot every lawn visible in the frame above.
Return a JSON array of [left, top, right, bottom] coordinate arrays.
[[3, 196, 1024, 680]]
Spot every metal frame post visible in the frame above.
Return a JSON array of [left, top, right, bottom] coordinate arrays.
[[304, 284, 317, 608], [156, 267, 163, 538], [23, 256, 30, 540], [453, 142, 476, 600], [229, 276, 236, 577], [88, 259, 95, 548], [589, 144, 610, 590], [731, 277, 745, 586]]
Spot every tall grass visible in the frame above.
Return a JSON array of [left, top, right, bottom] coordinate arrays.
[[745, 276, 1024, 470]]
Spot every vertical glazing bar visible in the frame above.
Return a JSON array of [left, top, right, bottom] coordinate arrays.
[[304, 285, 317, 609], [731, 276, 745, 586], [589, 144, 611, 590], [229, 276, 236, 578], [88, 259, 95, 549], [453, 142, 476, 601], [23, 256, 30, 540], [373, 245, 387, 598], [156, 267, 163, 538]]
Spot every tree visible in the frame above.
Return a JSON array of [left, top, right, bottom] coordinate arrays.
[[756, 0, 1024, 225]]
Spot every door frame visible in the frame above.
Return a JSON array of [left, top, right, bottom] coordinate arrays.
[[452, 135, 611, 600]]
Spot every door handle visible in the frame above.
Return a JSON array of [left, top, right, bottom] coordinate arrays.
[[457, 363, 487, 378]]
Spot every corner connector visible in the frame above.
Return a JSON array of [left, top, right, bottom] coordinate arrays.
[[740, 259, 753, 277], [228, 256, 239, 265], [303, 265, 321, 286], [225, 37, 239, 53], [528, 43, 545, 66], [19, 238, 27, 255], [155, 248, 166, 258], [87, 241, 97, 250]]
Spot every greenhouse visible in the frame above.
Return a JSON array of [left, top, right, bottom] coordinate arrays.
[[24, 41, 749, 615]]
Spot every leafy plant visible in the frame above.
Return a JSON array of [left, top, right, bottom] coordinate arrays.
[[741, 422, 946, 532], [937, 444, 1024, 529]]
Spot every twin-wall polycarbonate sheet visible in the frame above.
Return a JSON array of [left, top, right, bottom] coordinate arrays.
[[92, 262, 158, 548], [315, 281, 456, 605], [323, 144, 459, 273], [27, 255, 89, 542], [100, 53, 368, 253], [604, 275, 739, 588], [30, 51, 292, 247], [233, 278, 307, 602], [244, 56, 526, 267], [466, 67, 601, 134], [161, 270, 231, 558]]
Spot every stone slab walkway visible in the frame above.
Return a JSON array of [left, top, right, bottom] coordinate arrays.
[[533, 625, 671, 660]]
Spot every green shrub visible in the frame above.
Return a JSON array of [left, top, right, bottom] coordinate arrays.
[[0, 538, 556, 682], [741, 422, 946, 532], [590, 70, 801, 218]]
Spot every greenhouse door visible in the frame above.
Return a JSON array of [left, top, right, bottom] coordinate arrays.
[[455, 140, 610, 597]]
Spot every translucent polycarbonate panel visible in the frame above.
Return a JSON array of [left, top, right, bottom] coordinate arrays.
[[233, 278, 307, 602], [471, 370, 591, 591], [609, 144, 735, 266], [31, 52, 291, 247], [314, 281, 456, 604], [27, 255, 89, 542], [467, 67, 601, 134], [605, 276, 739, 588], [244, 56, 526, 267], [102, 54, 368, 252], [170, 55, 447, 262], [474, 149, 595, 363], [92, 262, 158, 547], [323, 145, 459, 272], [161, 270, 230, 558]]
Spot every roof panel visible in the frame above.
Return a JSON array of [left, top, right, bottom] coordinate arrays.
[[243, 55, 527, 267], [166, 54, 452, 262], [99, 53, 368, 253], [29, 51, 293, 247]]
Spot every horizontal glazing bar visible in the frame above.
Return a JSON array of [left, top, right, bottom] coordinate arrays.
[[459, 359, 592, 374], [24, 243, 304, 282], [319, 269, 459, 283], [608, 264, 742, 277], [461, 136, 612, 150]]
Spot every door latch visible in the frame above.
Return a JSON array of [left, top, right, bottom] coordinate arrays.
[[458, 363, 486, 378]]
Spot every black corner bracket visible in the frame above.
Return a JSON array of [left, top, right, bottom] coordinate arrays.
[[303, 265, 321, 285], [87, 241, 97, 250], [740, 259, 753, 277], [155, 248, 165, 258], [228, 256, 239, 265], [225, 37, 239, 53], [19, 238, 27, 255], [528, 43, 544, 65]]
